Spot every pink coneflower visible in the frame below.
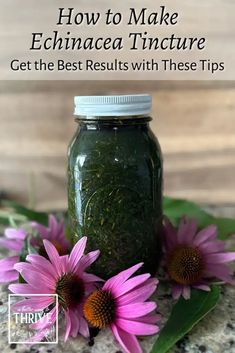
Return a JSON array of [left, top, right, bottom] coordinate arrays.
[[83, 263, 159, 353], [9, 237, 101, 341], [0, 215, 70, 284], [162, 216, 235, 300], [31, 214, 71, 256]]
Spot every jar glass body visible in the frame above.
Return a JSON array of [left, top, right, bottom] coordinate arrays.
[[68, 116, 163, 278]]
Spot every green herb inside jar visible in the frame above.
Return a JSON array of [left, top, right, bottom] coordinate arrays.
[[68, 96, 163, 278]]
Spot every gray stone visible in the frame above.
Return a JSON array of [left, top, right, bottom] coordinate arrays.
[[1, 281, 235, 353]]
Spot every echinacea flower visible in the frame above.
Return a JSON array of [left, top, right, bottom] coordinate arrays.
[[0, 215, 70, 284], [162, 216, 235, 300], [83, 263, 160, 353], [9, 237, 101, 341], [31, 214, 71, 256]]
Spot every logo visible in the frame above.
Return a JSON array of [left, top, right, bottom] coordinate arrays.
[[8, 294, 58, 344]]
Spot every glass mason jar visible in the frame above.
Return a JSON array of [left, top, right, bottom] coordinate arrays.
[[68, 95, 163, 279]]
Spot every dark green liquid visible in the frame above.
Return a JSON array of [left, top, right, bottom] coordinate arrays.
[[68, 117, 163, 278]]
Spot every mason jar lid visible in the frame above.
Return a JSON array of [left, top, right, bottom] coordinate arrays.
[[74, 94, 152, 117]]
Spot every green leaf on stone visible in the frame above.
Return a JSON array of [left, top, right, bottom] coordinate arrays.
[[151, 286, 220, 353], [163, 196, 235, 240]]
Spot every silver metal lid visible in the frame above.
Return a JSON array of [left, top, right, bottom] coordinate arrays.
[[74, 94, 152, 117]]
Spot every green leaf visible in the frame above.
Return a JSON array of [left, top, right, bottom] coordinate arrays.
[[151, 286, 220, 353], [163, 196, 214, 227], [212, 217, 235, 240], [163, 196, 235, 240], [0, 200, 48, 225]]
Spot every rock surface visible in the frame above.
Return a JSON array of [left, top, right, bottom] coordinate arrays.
[[1, 281, 235, 353]]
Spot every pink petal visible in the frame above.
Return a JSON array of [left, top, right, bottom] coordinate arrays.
[[104, 263, 143, 292], [82, 272, 103, 283], [14, 262, 34, 272], [9, 283, 41, 294], [48, 215, 58, 238], [172, 284, 183, 300], [26, 254, 58, 280], [12, 297, 54, 312], [14, 255, 56, 286], [177, 217, 197, 244], [206, 252, 235, 264], [133, 314, 161, 324], [0, 256, 19, 271], [31, 222, 49, 239], [60, 255, 69, 274], [30, 306, 56, 330], [54, 220, 69, 247], [85, 283, 99, 295], [0, 270, 18, 283], [59, 236, 70, 250], [116, 302, 156, 319], [193, 284, 211, 291], [28, 325, 58, 343], [20, 269, 54, 292], [64, 310, 71, 341], [193, 225, 217, 246], [117, 278, 158, 305], [78, 316, 90, 338], [162, 217, 177, 252], [116, 318, 159, 336], [68, 309, 79, 337], [68, 237, 87, 272], [114, 274, 151, 298], [0, 238, 23, 251], [57, 219, 65, 236], [43, 240, 62, 276], [199, 240, 225, 254], [111, 324, 142, 353], [79, 250, 100, 272], [76, 304, 89, 336], [204, 264, 234, 283], [182, 285, 191, 300], [5, 228, 27, 240]]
